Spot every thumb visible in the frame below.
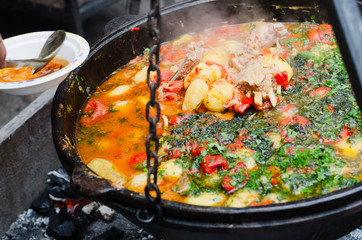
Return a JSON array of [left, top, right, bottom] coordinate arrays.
[[0, 34, 7, 68]]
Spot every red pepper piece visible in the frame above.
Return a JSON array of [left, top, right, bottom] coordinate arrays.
[[277, 103, 295, 113], [80, 100, 109, 126], [279, 115, 310, 127], [201, 155, 228, 175], [170, 150, 182, 159], [308, 87, 331, 98], [270, 177, 278, 185], [221, 162, 248, 193], [327, 105, 334, 113], [128, 152, 148, 168], [228, 89, 253, 114], [163, 80, 184, 93], [274, 70, 289, 90], [169, 113, 190, 125]]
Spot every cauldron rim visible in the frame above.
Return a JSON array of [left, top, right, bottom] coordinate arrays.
[[52, 0, 362, 238]]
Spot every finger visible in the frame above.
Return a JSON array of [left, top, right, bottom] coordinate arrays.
[[0, 34, 7, 68]]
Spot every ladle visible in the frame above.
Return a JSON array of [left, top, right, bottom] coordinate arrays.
[[4, 30, 66, 73]]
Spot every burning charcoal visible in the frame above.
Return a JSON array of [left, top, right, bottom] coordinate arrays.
[[93, 226, 124, 240], [48, 219, 80, 240], [47, 169, 80, 201], [31, 188, 51, 215], [71, 204, 91, 228]]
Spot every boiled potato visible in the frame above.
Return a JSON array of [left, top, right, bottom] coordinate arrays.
[[335, 139, 362, 157], [182, 78, 209, 111], [202, 47, 229, 66], [262, 193, 285, 203], [185, 191, 226, 206], [172, 34, 193, 47], [108, 85, 132, 96], [159, 159, 183, 181], [219, 40, 240, 53], [262, 54, 293, 80], [268, 132, 282, 149], [133, 66, 156, 84], [125, 172, 148, 192], [204, 174, 221, 187], [87, 158, 125, 186], [203, 83, 234, 112], [224, 189, 260, 208], [184, 62, 222, 89]]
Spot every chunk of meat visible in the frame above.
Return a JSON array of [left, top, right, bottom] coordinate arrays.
[[231, 23, 288, 71], [235, 58, 280, 107]]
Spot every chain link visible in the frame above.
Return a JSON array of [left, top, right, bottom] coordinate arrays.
[[137, 0, 162, 224]]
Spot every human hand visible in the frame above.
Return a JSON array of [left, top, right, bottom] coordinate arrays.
[[0, 34, 6, 68]]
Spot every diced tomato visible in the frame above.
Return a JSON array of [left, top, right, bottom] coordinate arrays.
[[266, 166, 280, 177], [320, 124, 353, 144], [201, 155, 228, 175], [274, 71, 289, 90], [327, 105, 334, 113], [164, 92, 181, 101], [80, 100, 109, 126], [308, 87, 331, 98], [308, 25, 334, 46], [226, 142, 244, 154], [170, 150, 182, 159], [128, 152, 148, 168], [151, 69, 175, 83], [252, 100, 272, 111], [228, 89, 253, 114], [340, 124, 352, 140], [163, 80, 184, 93], [317, 24, 332, 31], [285, 146, 296, 155], [221, 162, 248, 193], [169, 113, 190, 125], [270, 177, 278, 185], [188, 168, 199, 174], [279, 115, 310, 127], [308, 28, 320, 45], [278, 103, 295, 113]]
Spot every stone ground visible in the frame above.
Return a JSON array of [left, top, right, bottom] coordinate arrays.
[[0, 0, 180, 129]]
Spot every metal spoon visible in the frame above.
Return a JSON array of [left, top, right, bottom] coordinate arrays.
[[4, 30, 66, 73]]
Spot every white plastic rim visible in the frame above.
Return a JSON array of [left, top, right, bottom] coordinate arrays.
[[0, 31, 89, 95]]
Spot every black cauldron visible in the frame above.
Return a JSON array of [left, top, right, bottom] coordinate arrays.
[[52, 0, 362, 239]]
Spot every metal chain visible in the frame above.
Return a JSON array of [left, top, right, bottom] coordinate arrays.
[[136, 0, 162, 224]]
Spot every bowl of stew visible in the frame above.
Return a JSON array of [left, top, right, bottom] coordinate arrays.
[[52, 0, 362, 239], [0, 31, 89, 95]]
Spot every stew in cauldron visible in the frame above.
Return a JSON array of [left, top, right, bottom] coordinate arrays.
[[76, 21, 362, 207]]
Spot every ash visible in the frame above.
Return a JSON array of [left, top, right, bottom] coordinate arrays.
[[1, 209, 155, 240]]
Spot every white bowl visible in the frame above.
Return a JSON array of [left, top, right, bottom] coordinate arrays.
[[0, 31, 90, 95]]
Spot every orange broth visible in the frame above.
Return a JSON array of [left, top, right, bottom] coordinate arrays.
[[76, 22, 361, 207], [0, 58, 69, 82]]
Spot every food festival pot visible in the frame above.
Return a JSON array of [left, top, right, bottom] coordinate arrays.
[[51, 0, 362, 239]]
